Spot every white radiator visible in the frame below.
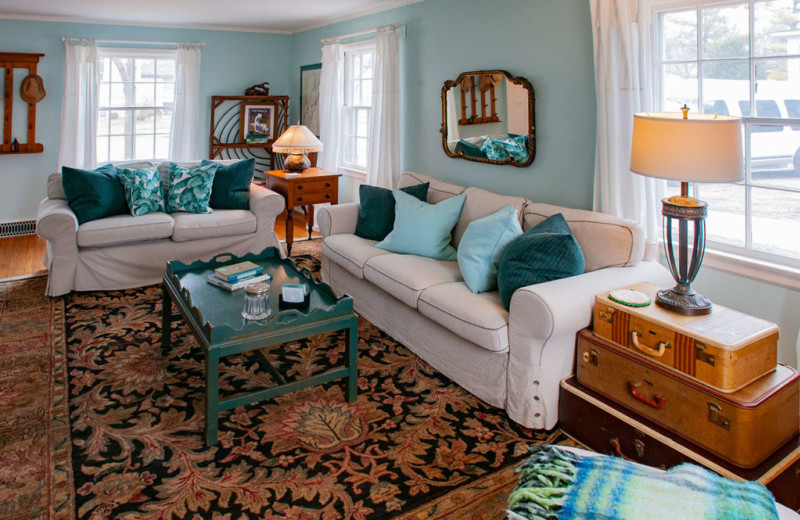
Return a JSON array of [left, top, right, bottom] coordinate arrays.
[[0, 219, 37, 238]]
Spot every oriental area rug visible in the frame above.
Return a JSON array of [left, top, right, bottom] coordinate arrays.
[[0, 240, 574, 520]]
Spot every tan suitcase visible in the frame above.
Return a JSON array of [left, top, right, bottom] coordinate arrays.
[[593, 282, 778, 392], [576, 328, 799, 468]]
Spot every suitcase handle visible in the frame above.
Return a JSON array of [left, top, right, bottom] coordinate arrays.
[[629, 381, 666, 409], [630, 330, 669, 358]]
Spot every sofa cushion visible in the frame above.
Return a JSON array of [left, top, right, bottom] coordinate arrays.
[[61, 164, 129, 224], [453, 186, 527, 248], [418, 282, 509, 353], [116, 167, 166, 216], [171, 210, 256, 242], [166, 162, 218, 214], [397, 172, 466, 204], [497, 213, 585, 309], [77, 212, 174, 247], [322, 234, 392, 279], [376, 191, 466, 260], [354, 182, 429, 241], [457, 204, 523, 294], [523, 203, 644, 272], [202, 158, 254, 210], [363, 254, 463, 308]]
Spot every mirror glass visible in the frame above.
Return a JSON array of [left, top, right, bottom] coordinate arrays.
[[441, 70, 535, 167]]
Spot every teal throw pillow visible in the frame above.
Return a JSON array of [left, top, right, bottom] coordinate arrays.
[[376, 190, 466, 260], [497, 213, 585, 309], [457, 205, 523, 293], [202, 158, 254, 210], [481, 135, 529, 162], [355, 182, 430, 241], [61, 164, 128, 224], [116, 166, 166, 216], [166, 162, 218, 213]]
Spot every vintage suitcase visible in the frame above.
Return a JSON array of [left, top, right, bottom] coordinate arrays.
[[593, 282, 778, 392], [559, 375, 800, 511], [576, 328, 799, 468]]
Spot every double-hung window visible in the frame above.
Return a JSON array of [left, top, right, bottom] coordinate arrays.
[[340, 41, 375, 173], [96, 47, 176, 163], [655, 0, 800, 267]]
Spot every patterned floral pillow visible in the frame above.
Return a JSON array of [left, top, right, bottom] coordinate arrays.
[[166, 163, 219, 213], [480, 135, 530, 163], [116, 167, 166, 216]]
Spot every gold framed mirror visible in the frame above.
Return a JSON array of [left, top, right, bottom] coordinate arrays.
[[440, 70, 535, 167]]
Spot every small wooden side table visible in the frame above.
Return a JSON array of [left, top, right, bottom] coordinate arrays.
[[266, 168, 341, 255]]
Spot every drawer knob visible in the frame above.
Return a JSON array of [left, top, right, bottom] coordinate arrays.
[[325, 194, 331, 199], [297, 185, 303, 190], [629, 381, 666, 409], [325, 182, 331, 187], [630, 330, 668, 357], [297, 196, 303, 202]]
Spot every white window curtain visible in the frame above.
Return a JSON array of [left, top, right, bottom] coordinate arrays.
[[58, 39, 99, 169], [366, 26, 400, 189], [590, 0, 662, 255], [318, 43, 343, 173], [169, 43, 202, 161]]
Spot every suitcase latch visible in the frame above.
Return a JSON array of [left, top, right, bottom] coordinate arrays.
[[598, 306, 616, 324], [582, 349, 599, 366], [696, 342, 716, 366], [707, 402, 731, 430]]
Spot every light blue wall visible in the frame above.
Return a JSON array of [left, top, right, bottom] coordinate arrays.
[[0, 18, 289, 222], [289, 0, 596, 208]]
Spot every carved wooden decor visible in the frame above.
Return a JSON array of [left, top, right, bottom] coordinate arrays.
[[209, 95, 289, 173], [1, 52, 45, 154]]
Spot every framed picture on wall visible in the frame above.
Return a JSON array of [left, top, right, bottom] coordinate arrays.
[[241, 103, 275, 142], [300, 63, 322, 137]]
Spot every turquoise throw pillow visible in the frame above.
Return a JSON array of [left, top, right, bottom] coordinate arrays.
[[376, 190, 466, 260], [116, 167, 166, 216], [457, 205, 523, 293], [166, 162, 218, 213], [61, 164, 128, 224], [202, 158, 254, 210], [497, 213, 585, 309], [481, 135, 529, 162], [355, 182, 430, 241]]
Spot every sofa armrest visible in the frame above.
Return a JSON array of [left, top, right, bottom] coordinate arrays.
[[317, 203, 360, 238], [504, 261, 673, 430], [36, 198, 80, 296], [249, 184, 285, 231]]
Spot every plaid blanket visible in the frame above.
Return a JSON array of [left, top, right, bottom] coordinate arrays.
[[506, 445, 778, 520]]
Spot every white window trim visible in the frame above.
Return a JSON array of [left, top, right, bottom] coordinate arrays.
[[339, 39, 375, 173], [649, 0, 800, 289], [337, 166, 367, 180]]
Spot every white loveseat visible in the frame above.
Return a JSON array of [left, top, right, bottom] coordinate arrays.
[[37, 160, 285, 296], [318, 172, 673, 430]]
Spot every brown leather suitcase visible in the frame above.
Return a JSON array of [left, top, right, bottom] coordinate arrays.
[[593, 282, 778, 392], [576, 328, 799, 468], [559, 375, 800, 511]]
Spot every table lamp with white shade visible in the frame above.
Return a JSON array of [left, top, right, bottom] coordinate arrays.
[[272, 124, 323, 172], [629, 106, 743, 315]]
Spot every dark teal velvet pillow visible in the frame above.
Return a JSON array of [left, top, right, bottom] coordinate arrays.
[[355, 182, 430, 241], [61, 164, 129, 224], [202, 158, 255, 210], [497, 213, 585, 310]]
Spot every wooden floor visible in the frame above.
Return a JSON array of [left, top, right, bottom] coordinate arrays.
[[0, 210, 319, 280]]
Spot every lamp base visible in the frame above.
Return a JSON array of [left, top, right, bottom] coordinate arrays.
[[655, 287, 712, 316], [284, 153, 310, 172]]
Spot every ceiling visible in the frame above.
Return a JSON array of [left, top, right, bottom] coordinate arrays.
[[0, 0, 423, 33]]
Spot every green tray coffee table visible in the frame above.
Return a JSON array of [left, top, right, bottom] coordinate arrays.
[[161, 246, 357, 445]]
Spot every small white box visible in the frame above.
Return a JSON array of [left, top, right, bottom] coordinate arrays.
[[281, 284, 307, 303]]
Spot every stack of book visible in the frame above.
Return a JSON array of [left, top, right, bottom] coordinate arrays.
[[246, 134, 270, 144], [207, 261, 271, 291]]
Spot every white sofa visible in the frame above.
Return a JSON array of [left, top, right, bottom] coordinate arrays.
[[37, 160, 285, 297], [318, 172, 673, 430]]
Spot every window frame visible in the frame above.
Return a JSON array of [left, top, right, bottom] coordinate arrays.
[[338, 40, 376, 175], [96, 46, 177, 164], [651, 0, 800, 277]]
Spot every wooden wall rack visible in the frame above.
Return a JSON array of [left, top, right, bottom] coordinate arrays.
[[209, 95, 289, 173], [1, 52, 45, 154]]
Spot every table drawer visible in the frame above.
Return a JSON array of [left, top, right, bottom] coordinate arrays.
[[295, 179, 336, 194], [293, 191, 334, 205]]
